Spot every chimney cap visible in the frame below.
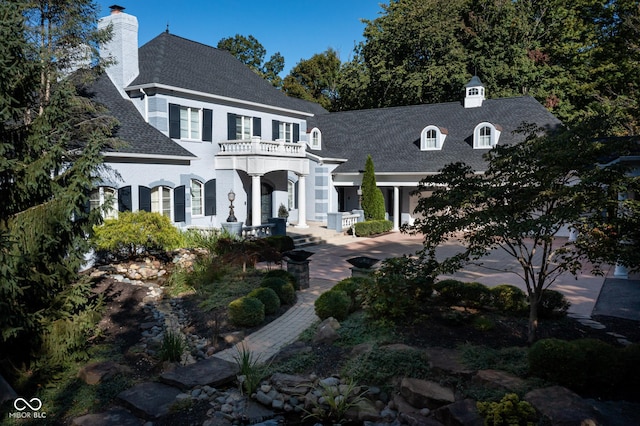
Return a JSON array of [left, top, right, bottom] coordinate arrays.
[[109, 5, 125, 14]]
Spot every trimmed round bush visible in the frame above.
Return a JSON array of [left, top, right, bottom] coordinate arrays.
[[314, 290, 350, 321], [248, 287, 281, 315], [433, 279, 468, 306], [228, 296, 265, 327], [261, 277, 295, 305], [490, 284, 527, 314], [459, 281, 491, 308], [264, 269, 298, 290], [538, 289, 571, 318], [332, 277, 370, 312]]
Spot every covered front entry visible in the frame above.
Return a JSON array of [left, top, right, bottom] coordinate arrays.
[[215, 139, 309, 228]]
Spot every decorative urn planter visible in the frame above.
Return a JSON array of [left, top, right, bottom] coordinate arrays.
[[346, 256, 380, 269], [284, 250, 314, 290], [283, 250, 314, 262]]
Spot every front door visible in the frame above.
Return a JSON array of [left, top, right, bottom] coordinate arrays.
[[261, 183, 273, 224]]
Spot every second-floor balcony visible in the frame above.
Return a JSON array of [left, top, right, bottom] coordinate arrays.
[[218, 136, 306, 158]]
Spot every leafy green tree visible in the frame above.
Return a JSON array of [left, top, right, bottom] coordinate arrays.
[[361, 155, 385, 221], [282, 48, 341, 110], [338, 0, 469, 109], [217, 34, 285, 87], [403, 128, 616, 343], [0, 0, 112, 375]]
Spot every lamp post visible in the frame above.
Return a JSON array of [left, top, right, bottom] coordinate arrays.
[[227, 190, 237, 222], [357, 187, 363, 209]]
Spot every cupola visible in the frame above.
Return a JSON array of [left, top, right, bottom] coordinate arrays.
[[464, 76, 485, 108]]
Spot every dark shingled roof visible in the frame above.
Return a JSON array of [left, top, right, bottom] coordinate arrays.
[[88, 73, 196, 158], [308, 96, 562, 174], [130, 32, 327, 115]]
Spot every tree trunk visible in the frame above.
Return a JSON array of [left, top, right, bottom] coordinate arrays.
[[528, 296, 539, 344]]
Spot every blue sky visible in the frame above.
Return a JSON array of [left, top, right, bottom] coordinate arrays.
[[96, 1, 385, 75]]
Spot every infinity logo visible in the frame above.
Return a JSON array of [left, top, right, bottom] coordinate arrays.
[[13, 397, 42, 411]]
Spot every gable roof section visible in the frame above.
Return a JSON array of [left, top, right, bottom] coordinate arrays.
[[87, 73, 196, 158], [130, 33, 326, 116], [309, 96, 562, 174]]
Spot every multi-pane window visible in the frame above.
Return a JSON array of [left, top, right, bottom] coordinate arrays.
[[180, 106, 200, 139], [279, 122, 294, 142], [288, 180, 295, 210], [191, 179, 203, 216], [90, 187, 118, 219], [310, 129, 321, 149], [424, 129, 437, 149], [151, 186, 171, 218], [478, 126, 492, 147], [235, 115, 252, 140]]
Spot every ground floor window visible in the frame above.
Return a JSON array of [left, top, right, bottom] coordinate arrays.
[[151, 186, 171, 218], [191, 179, 203, 216], [288, 180, 295, 210], [90, 186, 118, 219]]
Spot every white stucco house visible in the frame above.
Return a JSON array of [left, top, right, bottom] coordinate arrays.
[[90, 5, 562, 232]]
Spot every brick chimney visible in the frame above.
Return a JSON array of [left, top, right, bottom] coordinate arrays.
[[98, 5, 139, 91]]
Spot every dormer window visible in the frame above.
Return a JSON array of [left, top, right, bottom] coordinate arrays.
[[420, 126, 447, 150], [309, 128, 321, 150], [473, 122, 501, 149]]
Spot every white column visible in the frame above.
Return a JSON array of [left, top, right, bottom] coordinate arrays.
[[296, 174, 308, 228], [393, 186, 400, 231], [251, 174, 261, 226]]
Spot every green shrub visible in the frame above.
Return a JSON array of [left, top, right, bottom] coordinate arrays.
[[263, 235, 295, 254], [477, 393, 537, 426], [332, 277, 370, 312], [362, 155, 386, 221], [248, 287, 281, 315], [490, 284, 527, 314], [528, 338, 579, 387], [228, 296, 265, 327], [460, 282, 492, 308], [314, 290, 351, 321], [264, 268, 298, 290], [362, 256, 436, 321], [529, 338, 623, 395], [261, 277, 296, 305], [353, 220, 393, 236], [537, 289, 571, 318], [433, 280, 491, 308], [92, 211, 182, 260]]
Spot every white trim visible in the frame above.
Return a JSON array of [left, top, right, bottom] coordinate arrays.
[[420, 125, 446, 150], [473, 122, 501, 149], [305, 151, 347, 164], [125, 83, 315, 117], [308, 127, 322, 150], [102, 152, 198, 160]]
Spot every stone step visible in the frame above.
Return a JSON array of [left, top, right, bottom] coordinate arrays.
[[291, 234, 326, 249]]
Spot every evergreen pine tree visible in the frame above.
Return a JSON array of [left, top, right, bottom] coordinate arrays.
[[0, 0, 114, 374], [361, 155, 386, 221]]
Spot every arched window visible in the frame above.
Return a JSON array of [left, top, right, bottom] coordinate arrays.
[[469, 87, 479, 96], [151, 186, 172, 218], [90, 186, 118, 219], [474, 122, 501, 149], [309, 128, 321, 150], [420, 126, 446, 150], [191, 179, 204, 216]]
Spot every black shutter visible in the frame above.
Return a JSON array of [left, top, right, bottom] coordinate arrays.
[[202, 109, 213, 142], [118, 186, 132, 212], [253, 117, 261, 137], [294, 181, 299, 209], [169, 103, 180, 139], [174, 185, 185, 222], [204, 179, 216, 216], [227, 113, 236, 140], [293, 123, 300, 142], [272, 120, 280, 140], [139, 186, 151, 212]]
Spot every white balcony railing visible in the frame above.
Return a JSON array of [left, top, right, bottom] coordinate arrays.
[[218, 137, 306, 158]]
